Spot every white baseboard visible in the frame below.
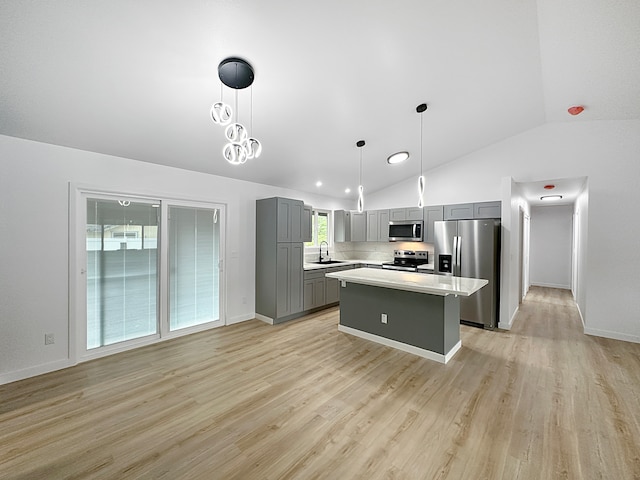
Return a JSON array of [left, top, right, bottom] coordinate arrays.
[[530, 282, 571, 290], [227, 313, 255, 325], [255, 313, 274, 325], [337, 324, 461, 364], [583, 327, 640, 344], [576, 302, 585, 329], [0, 358, 75, 386], [498, 306, 518, 330]]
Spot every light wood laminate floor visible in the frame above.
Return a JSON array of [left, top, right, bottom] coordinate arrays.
[[1, 287, 639, 479]]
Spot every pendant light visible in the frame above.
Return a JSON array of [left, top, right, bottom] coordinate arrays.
[[416, 103, 427, 208], [211, 57, 262, 165], [356, 140, 366, 213]]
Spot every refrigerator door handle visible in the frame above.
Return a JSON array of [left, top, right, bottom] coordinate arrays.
[[452, 235, 458, 275], [456, 235, 462, 275], [452, 235, 462, 276]]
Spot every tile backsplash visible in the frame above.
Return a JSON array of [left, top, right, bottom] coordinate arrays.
[[331, 241, 434, 262]]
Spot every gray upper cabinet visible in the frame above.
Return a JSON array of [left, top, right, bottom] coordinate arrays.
[[444, 201, 501, 220], [366, 209, 389, 242], [350, 211, 366, 242], [334, 210, 367, 242], [406, 207, 424, 221], [389, 208, 407, 221], [423, 205, 443, 243], [390, 207, 423, 221], [366, 210, 378, 241], [473, 201, 501, 219], [378, 209, 390, 241], [302, 205, 312, 242], [444, 203, 474, 220], [277, 197, 304, 242], [334, 210, 350, 242]]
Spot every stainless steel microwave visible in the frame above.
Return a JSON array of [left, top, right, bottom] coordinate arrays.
[[388, 220, 423, 242]]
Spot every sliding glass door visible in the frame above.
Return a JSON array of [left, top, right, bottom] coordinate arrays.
[[86, 198, 159, 349], [168, 206, 221, 331], [79, 191, 224, 359]]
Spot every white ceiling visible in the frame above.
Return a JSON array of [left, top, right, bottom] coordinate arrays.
[[519, 176, 587, 207], [1, 0, 638, 201]]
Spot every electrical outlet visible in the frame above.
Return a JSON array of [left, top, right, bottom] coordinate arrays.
[[381, 313, 388, 324], [242, 296, 247, 304], [44, 333, 55, 345]]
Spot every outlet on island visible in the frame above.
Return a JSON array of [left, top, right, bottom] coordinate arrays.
[[381, 313, 388, 324]]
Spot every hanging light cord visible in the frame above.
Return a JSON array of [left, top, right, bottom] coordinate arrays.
[[359, 147, 363, 186], [234, 89, 239, 124], [420, 111, 424, 176]]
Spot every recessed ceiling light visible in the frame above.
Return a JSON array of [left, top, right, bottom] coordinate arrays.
[[387, 151, 409, 164], [345, 188, 351, 194], [315, 181, 322, 187], [540, 195, 563, 201]]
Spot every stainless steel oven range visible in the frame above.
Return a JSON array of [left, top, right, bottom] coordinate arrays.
[[381, 250, 429, 272]]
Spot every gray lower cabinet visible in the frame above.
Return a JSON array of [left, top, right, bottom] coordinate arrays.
[[325, 277, 340, 304], [303, 270, 326, 310], [302, 264, 355, 311]]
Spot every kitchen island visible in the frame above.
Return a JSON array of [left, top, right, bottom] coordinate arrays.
[[325, 268, 488, 363]]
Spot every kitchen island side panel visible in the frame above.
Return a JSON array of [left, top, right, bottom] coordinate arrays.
[[338, 283, 460, 355]]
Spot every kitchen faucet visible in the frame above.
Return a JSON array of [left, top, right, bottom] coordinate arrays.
[[319, 241, 329, 262]]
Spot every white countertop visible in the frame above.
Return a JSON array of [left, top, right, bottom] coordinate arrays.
[[325, 267, 488, 297], [303, 259, 385, 271]]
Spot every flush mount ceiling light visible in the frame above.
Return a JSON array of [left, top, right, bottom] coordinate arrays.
[[387, 151, 409, 165], [540, 195, 563, 201], [356, 140, 366, 213], [315, 181, 322, 187], [416, 103, 428, 208], [211, 57, 262, 165]]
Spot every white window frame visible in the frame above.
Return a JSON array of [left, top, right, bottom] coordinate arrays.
[[305, 208, 332, 249], [69, 184, 227, 364]]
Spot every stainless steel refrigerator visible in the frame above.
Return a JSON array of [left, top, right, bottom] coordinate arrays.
[[434, 219, 500, 329]]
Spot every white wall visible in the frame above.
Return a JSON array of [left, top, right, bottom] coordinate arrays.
[[368, 120, 640, 343], [529, 205, 573, 289], [573, 183, 589, 324], [0, 134, 349, 384]]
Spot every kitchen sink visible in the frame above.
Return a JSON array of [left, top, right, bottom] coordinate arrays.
[[310, 260, 346, 265]]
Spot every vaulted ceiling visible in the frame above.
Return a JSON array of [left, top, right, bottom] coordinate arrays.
[[1, 0, 638, 200]]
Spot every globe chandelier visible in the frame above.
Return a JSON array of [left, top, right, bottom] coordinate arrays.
[[210, 57, 262, 165]]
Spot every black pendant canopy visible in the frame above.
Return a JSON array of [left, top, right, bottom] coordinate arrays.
[[218, 57, 255, 89], [356, 140, 366, 148], [416, 103, 428, 113]]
